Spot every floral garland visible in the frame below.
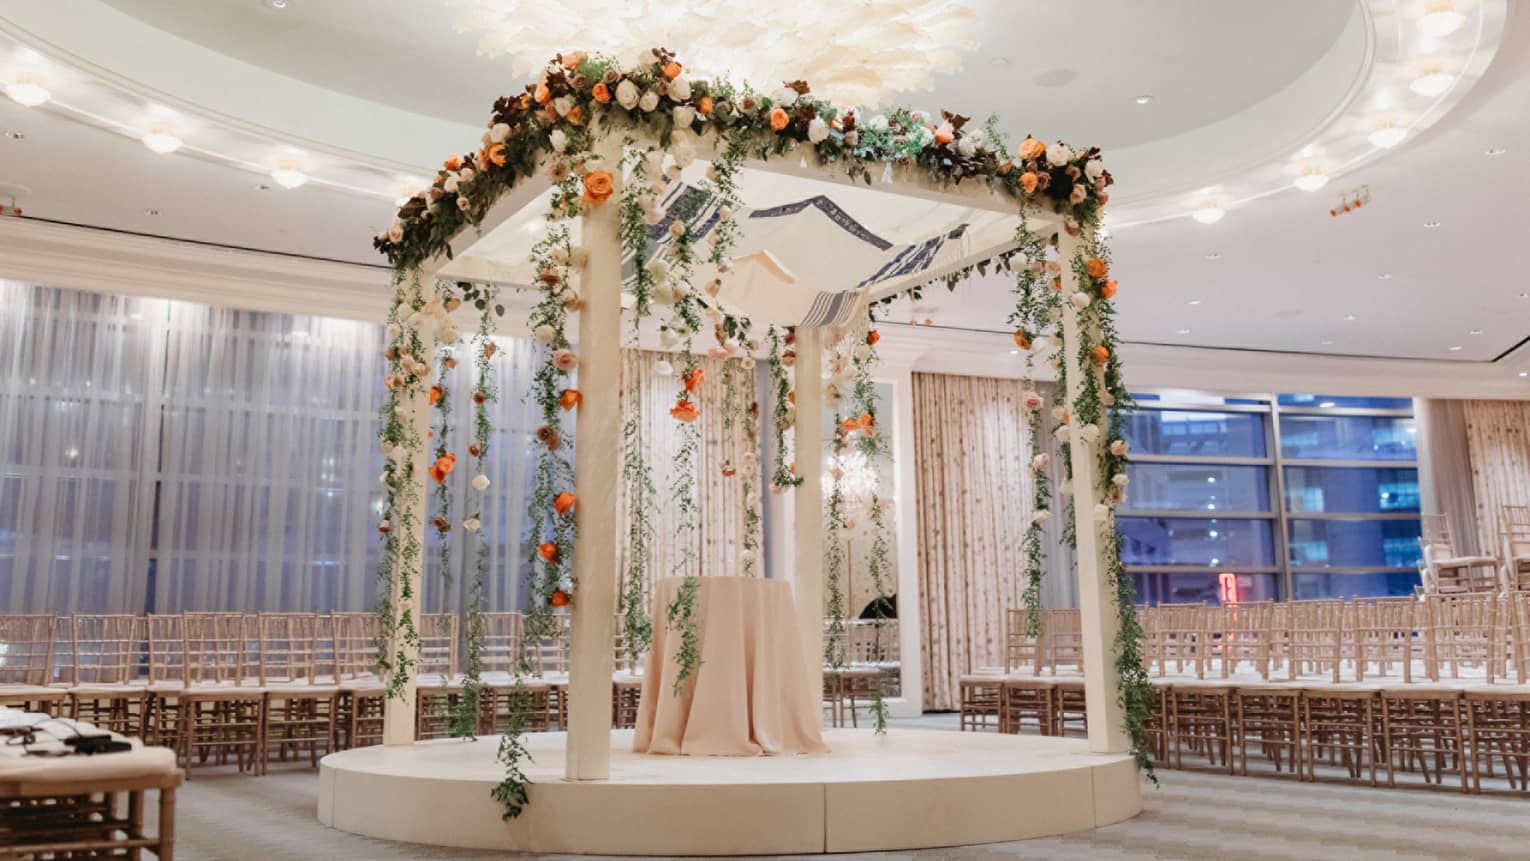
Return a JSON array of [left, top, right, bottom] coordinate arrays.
[[453, 284, 500, 737], [661, 210, 705, 696], [722, 355, 764, 576], [824, 413, 849, 669], [1008, 217, 1055, 638], [766, 327, 802, 490], [847, 325, 893, 734]]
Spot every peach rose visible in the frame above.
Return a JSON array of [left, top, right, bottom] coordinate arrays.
[[670, 399, 701, 423], [592, 82, 610, 103], [554, 491, 577, 516], [1019, 171, 1039, 194], [769, 107, 789, 131], [1018, 136, 1046, 160], [1092, 345, 1110, 365], [534, 81, 551, 105], [558, 388, 582, 411], [698, 96, 713, 114], [663, 61, 682, 79], [582, 170, 614, 205], [1086, 258, 1108, 279], [1101, 280, 1118, 299], [552, 348, 578, 371]]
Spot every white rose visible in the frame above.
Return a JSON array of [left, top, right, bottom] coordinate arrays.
[[1053, 425, 1070, 443], [550, 128, 568, 153], [807, 117, 829, 143], [957, 137, 976, 158], [773, 87, 797, 106], [490, 122, 510, 143], [378, 472, 390, 486], [1031, 453, 1049, 472], [1079, 423, 1101, 444], [1112, 473, 1130, 487], [463, 517, 481, 532], [533, 324, 556, 344], [458, 167, 475, 183], [639, 90, 659, 112], [673, 105, 696, 129], [740, 548, 756, 566], [654, 359, 674, 376], [1031, 509, 1052, 525], [648, 258, 670, 281], [616, 79, 639, 110], [387, 223, 403, 243], [1093, 503, 1110, 523], [1085, 159, 1106, 182], [1070, 291, 1092, 309], [670, 76, 692, 100], [1109, 439, 1130, 457], [471, 474, 490, 492], [1051, 405, 1066, 422], [443, 175, 460, 194], [1046, 142, 1074, 167], [553, 96, 573, 117]]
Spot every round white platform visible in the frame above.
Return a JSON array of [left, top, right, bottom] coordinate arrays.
[[318, 728, 1141, 855]]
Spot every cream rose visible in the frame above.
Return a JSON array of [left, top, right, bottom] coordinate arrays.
[[638, 90, 659, 112], [807, 117, 829, 143], [615, 79, 639, 110], [471, 474, 490, 492], [1046, 142, 1074, 167]]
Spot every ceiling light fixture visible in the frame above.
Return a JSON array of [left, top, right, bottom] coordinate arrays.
[[1424, 220, 1442, 228], [1368, 120, 1407, 149], [1320, 340, 1336, 346], [143, 209, 159, 216], [1186, 299, 1202, 306], [1418, 1, 1465, 38], [267, 0, 289, 8], [1448, 345, 1463, 352], [1486, 147, 1508, 156], [270, 159, 309, 189], [1343, 314, 1358, 321], [1293, 164, 1329, 192], [1176, 328, 1191, 335], [1377, 273, 1393, 280], [1135, 94, 1153, 105], [140, 125, 182, 155], [1469, 329, 1483, 335], [4, 72, 50, 107], [1520, 372, 1528, 378], [1410, 63, 1454, 97], [1191, 201, 1225, 224]]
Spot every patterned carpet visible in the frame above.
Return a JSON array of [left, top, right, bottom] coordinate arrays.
[[159, 715, 1530, 861]]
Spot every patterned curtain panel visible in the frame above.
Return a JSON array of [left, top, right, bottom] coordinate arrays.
[[1418, 398, 1481, 554], [911, 372, 1069, 710], [1462, 400, 1530, 560], [0, 281, 160, 612], [617, 349, 756, 600]]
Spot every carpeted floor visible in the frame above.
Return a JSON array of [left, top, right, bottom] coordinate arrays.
[[157, 714, 1530, 861]]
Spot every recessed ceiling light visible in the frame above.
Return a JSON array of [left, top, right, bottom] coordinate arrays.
[[267, 0, 289, 8], [1, 130, 22, 140], [253, 183, 272, 191], [1469, 329, 1483, 335], [1205, 251, 1221, 260], [4, 73, 50, 107], [1176, 328, 1191, 335], [1186, 299, 1202, 306], [1419, 2, 1465, 38], [1293, 165, 1329, 192], [1343, 314, 1358, 321], [1320, 340, 1336, 346], [1191, 201, 1224, 224], [141, 126, 182, 155], [1521, 293, 1529, 299], [1520, 372, 1528, 378], [990, 56, 1011, 66], [1486, 147, 1508, 156], [1377, 273, 1393, 280], [1368, 120, 1407, 149], [1410, 63, 1454, 97], [143, 208, 159, 216], [271, 159, 308, 189], [1424, 220, 1442, 228], [1135, 94, 1154, 105], [1448, 345, 1463, 352]]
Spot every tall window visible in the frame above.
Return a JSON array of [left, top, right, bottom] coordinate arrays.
[[1120, 392, 1420, 604]]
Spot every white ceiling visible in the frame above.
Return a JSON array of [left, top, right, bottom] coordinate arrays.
[[0, 0, 1526, 379]]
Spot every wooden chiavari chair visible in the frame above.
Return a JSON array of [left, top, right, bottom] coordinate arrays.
[[67, 614, 149, 736], [258, 613, 337, 770], [331, 612, 384, 750], [415, 612, 465, 739], [1351, 597, 1419, 683], [1500, 505, 1530, 593], [1287, 599, 1344, 683], [1004, 608, 1042, 676], [1419, 514, 1499, 595], [1425, 594, 1504, 683], [176, 612, 264, 776], [1041, 608, 1083, 675], [1302, 684, 1381, 785], [1233, 684, 1302, 777], [1380, 687, 1468, 792], [0, 615, 66, 715], [1154, 602, 1206, 679], [1511, 592, 1530, 685], [476, 612, 558, 734], [1217, 602, 1275, 680]]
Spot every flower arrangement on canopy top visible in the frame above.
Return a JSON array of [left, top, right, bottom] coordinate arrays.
[[371, 48, 1113, 271]]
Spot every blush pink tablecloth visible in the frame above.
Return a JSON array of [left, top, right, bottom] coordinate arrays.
[[633, 576, 828, 756]]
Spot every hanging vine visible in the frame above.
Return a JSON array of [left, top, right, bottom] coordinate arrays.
[[849, 322, 893, 733], [1008, 216, 1055, 638], [767, 327, 802, 489], [824, 411, 849, 669]]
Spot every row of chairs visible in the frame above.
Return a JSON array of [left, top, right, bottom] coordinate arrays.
[[1005, 594, 1530, 685], [1420, 510, 1530, 595], [959, 675, 1530, 794]]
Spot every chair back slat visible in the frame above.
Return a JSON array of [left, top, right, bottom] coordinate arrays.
[[70, 615, 145, 686], [0, 615, 56, 685], [258, 612, 324, 684], [417, 612, 457, 678], [332, 612, 380, 679], [183, 612, 254, 685]]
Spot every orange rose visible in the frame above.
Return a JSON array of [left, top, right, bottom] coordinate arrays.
[[534, 81, 551, 105], [787, 389, 795, 404], [444, 155, 463, 171], [1101, 280, 1118, 300], [858, 412, 874, 428], [559, 388, 582, 411], [483, 342, 497, 358], [1086, 258, 1108, 280], [670, 399, 701, 423], [698, 96, 713, 114], [683, 367, 704, 393], [582, 170, 614, 205], [662, 61, 682, 79], [769, 107, 789, 131], [566, 104, 584, 125], [554, 491, 577, 516], [428, 385, 442, 406], [550, 589, 571, 607], [384, 374, 401, 390], [1018, 136, 1045, 160], [1019, 171, 1039, 194], [429, 453, 456, 484], [1092, 345, 1110, 365], [1014, 330, 1031, 350], [538, 541, 559, 563], [562, 51, 587, 70], [841, 417, 859, 433], [592, 82, 610, 103], [934, 127, 953, 145], [479, 143, 506, 169], [866, 330, 880, 346]]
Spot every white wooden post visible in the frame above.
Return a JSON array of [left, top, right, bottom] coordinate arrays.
[[792, 327, 825, 709], [383, 279, 430, 747], [1057, 228, 1129, 754], [565, 140, 624, 780]]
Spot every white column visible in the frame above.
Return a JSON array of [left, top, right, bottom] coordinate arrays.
[[565, 140, 623, 780], [1057, 228, 1129, 754], [792, 327, 825, 707], [383, 281, 430, 747], [888, 365, 924, 717]]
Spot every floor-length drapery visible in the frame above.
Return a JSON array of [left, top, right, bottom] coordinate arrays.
[[0, 281, 160, 612], [1418, 398, 1481, 553], [616, 349, 754, 600], [1462, 400, 1530, 560], [911, 372, 1070, 710]]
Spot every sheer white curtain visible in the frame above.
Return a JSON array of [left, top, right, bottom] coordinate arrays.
[[0, 281, 161, 612], [1416, 398, 1481, 554]]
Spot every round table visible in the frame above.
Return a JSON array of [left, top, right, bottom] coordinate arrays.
[[633, 576, 828, 756]]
